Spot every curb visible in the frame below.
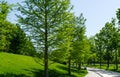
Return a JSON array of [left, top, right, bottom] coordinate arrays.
[[96, 72, 104, 77]]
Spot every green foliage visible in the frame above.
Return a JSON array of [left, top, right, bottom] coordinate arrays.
[[0, 1, 11, 51], [116, 8, 120, 24], [88, 36, 97, 64], [93, 18, 120, 69], [72, 14, 90, 63], [0, 1, 36, 56], [0, 1, 11, 20], [98, 20, 118, 61], [11, 25, 36, 56], [17, 0, 75, 76], [17, 0, 73, 51]]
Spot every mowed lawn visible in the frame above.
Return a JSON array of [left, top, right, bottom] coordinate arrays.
[[0, 52, 87, 77], [88, 63, 120, 72]]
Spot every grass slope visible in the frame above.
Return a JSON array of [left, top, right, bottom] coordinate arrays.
[[0, 52, 87, 77]]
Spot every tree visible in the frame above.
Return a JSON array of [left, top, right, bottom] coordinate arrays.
[[17, 0, 73, 77], [0, 1, 11, 51], [110, 19, 119, 70], [112, 26, 120, 70], [95, 19, 119, 70], [0, 1, 35, 56], [116, 9, 120, 69], [0, 1, 18, 52], [0, 1, 11, 20], [89, 36, 97, 66], [54, 12, 75, 75], [114, 10, 120, 70], [94, 33, 104, 68], [72, 14, 90, 70], [94, 18, 120, 70], [10, 25, 36, 56]]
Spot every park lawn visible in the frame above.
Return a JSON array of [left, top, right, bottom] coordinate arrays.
[[0, 52, 87, 77], [88, 64, 120, 72]]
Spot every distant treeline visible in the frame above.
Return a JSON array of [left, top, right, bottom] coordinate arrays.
[[0, 1, 36, 56]]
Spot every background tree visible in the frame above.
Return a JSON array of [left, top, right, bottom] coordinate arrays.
[[72, 14, 90, 70], [94, 19, 119, 70], [53, 13, 75, 75], [115, 10, 120, 70], [89, 36, 97, 66], [0, 1, 35, 56], [11, 25, 36, 56], [0, 1, 12, 52], [94, 33, 104, 68]]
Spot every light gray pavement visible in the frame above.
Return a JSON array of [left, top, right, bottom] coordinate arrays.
[[85, 67, 102, 77], [85, 67, 120, 77]]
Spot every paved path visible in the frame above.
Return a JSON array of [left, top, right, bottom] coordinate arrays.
[[85, 68, 102, 77], [85, 67, 120, 77]]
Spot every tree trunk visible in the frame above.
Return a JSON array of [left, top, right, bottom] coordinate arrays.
[[106, 49, 110, 70], [82, 62, 84, 66], [78, 61, 81, 70], [93, 58, 95, 66], [76, 62, 78, 69], [106, 59, 109, 70], [115, 50, 118, 70], [99, 47, 102, 69], [68, 57, 71, 75], [72, 62, 75, 67], [100, 55, 102, 69], [44, 2, 48, 77]]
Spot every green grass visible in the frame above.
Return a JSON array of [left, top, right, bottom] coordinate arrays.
[[88, 64, 120, 72], [0, 52, 87, 77]]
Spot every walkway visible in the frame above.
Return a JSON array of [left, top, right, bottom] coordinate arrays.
[[85, 67, 120, 77]]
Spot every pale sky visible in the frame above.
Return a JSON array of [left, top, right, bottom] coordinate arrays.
[[6, 0, 120, 37]]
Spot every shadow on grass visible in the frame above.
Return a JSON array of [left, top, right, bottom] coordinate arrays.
[[56, 65, 86, 74], [0, 66, 81, 77], [0, 73, 29, 77], [0, 69, 77, 77], [31, 68, 76, 77]]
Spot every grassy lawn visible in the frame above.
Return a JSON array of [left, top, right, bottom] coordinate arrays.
[[0, 52, 87, 77], [87, 63, 120, 72]]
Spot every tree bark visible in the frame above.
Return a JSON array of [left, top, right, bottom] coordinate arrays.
[[78, 61, 81, 70], [106, 52, 109, 70], [68, 57, 71, 75], [107, 59, 109, 70], [99, 46, 102, 69], [93, 58, 95, 66], [44, 1, 48, 77], [100, 56, 102, 69], [115, 50, 118, 70]]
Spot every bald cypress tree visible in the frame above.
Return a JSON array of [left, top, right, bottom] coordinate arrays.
[[17, 0, 73, 77]]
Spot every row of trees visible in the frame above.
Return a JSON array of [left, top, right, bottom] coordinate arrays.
[[2, 0, 120, 77], [17, 0, 91, 77], [0, 0, 91, 77], [89, 12, 120, 70]]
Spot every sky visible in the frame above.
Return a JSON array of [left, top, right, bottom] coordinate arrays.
[[6, 0, 120, 37]]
